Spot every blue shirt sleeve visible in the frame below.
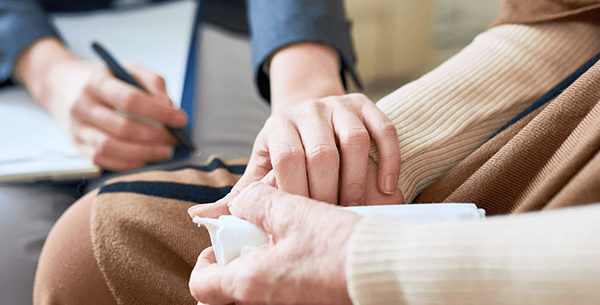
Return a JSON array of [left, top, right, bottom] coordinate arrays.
[[247, 0, 361, 101], [0, 0, 59, 82]]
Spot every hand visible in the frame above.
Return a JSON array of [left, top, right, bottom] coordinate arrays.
[[188, 155, 404, 219], [17, 39, 187, 171], [189, 182, 359, 305], [226, 93, 401, 205]]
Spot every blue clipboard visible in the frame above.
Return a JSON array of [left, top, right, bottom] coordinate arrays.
[[172, 0, 204, 160]]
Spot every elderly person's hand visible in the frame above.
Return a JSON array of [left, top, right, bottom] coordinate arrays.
[[189, 182, 360, 305]]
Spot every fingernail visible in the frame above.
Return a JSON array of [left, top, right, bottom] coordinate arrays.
[[384, 174, 397, 195]]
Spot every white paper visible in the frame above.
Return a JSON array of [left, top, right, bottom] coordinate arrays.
[[51, 0, 196, 107], [193, 203, 486, 264], [0, 0, 196, 182]]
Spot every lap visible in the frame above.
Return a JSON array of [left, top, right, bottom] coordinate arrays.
[[0, 183, 81, 305], [35, 157, 245, 304]]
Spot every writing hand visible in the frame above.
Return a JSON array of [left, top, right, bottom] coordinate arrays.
[[17, 39, 187, 170]]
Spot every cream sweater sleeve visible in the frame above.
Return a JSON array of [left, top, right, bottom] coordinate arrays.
[[369, 22, 600, 202], [346, 203, 600, 305]]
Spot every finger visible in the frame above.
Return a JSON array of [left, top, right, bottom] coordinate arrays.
[[92, 154, 146, 171], [189, 247, 234, 304], [266, 118, 308, 197], [360, 100, 401, 195], [188, 172, 276, 225], [186, 136, 276, 219], [238, 130, 273, 190], [123, 63, 171, 102], [72, 95, 177, 145], [188, 200, 230, 219], [188, 135, 273, 219], [76, 124, 172, 163], [228, 182, 326, 238], [87, 69, 187, 127], [260, 170, 277, 187], [295, 103, 339, 203], [77, 141, 145, 171], [332, 106, 369, 205]]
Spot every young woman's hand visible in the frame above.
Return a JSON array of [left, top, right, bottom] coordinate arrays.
[[187, 95, 405, 219], [17, 38, 186, 171], [188, 42, 402, 218], [241, 93, 402, 205]]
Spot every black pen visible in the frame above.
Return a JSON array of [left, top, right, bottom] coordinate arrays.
[[91, 41, 196, 152]]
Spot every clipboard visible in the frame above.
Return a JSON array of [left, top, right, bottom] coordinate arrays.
[[0, 0, 201, 183]]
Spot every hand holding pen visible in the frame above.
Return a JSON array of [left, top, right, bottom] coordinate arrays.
[[92, 42, 195, 152], [17, 37, 189, 171]]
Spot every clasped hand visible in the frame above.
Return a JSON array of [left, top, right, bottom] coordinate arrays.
[[188, 93, 404, 304], [201, 93, 403, 213]]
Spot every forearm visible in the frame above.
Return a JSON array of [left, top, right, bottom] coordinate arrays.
[[269, 42, 345, 113], [370, 22, 600, 202], [247, 0, 357, 101], [16, 37, 77, 106], [347, 203, 600, 305]]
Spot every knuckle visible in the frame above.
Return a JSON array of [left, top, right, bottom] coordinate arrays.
[[320, 95, 339, 104], [121, 91, 140, 111], [271, 147, 304, 168], [250, 148, 272, 172], [380, 121, 398, 137], [340, 128, 369, 147], [345, 181, 366, 191], [95, 136, 112, 155], [349, 92, 368, 101], [69, 99, 85, 118], [88, 72, 104, 89], [265, 116, 290, 128], [303, 99, 326, 114], [114, 119, 134, 138], [82, 79, 96, 96], [381, 151, 402, 164], [240, 181, 267, 200], [152, 75, 166, 88], [307, 144, 338, 166]]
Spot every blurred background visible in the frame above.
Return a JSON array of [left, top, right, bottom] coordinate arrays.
[[346, 0, 503, 98]]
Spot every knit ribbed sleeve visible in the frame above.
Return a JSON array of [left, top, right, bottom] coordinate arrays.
[[369, 22, 600, 202], [346, 204, 600, 305]]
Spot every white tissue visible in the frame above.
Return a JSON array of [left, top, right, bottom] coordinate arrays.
[[193, 203, 485, 264]]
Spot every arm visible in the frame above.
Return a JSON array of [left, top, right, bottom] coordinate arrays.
[[15, 38, 187, 171], [221, 1, 403, 205], [347, 204, 600, 304], [3, 0, 188, 171], [189, 182, 600, 304], [370, 21, 600, 202], [247, 0, 359, 101]]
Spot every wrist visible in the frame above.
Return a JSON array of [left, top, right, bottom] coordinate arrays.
[[269, 42, 345, 113], [16, 37, 78, 105]]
